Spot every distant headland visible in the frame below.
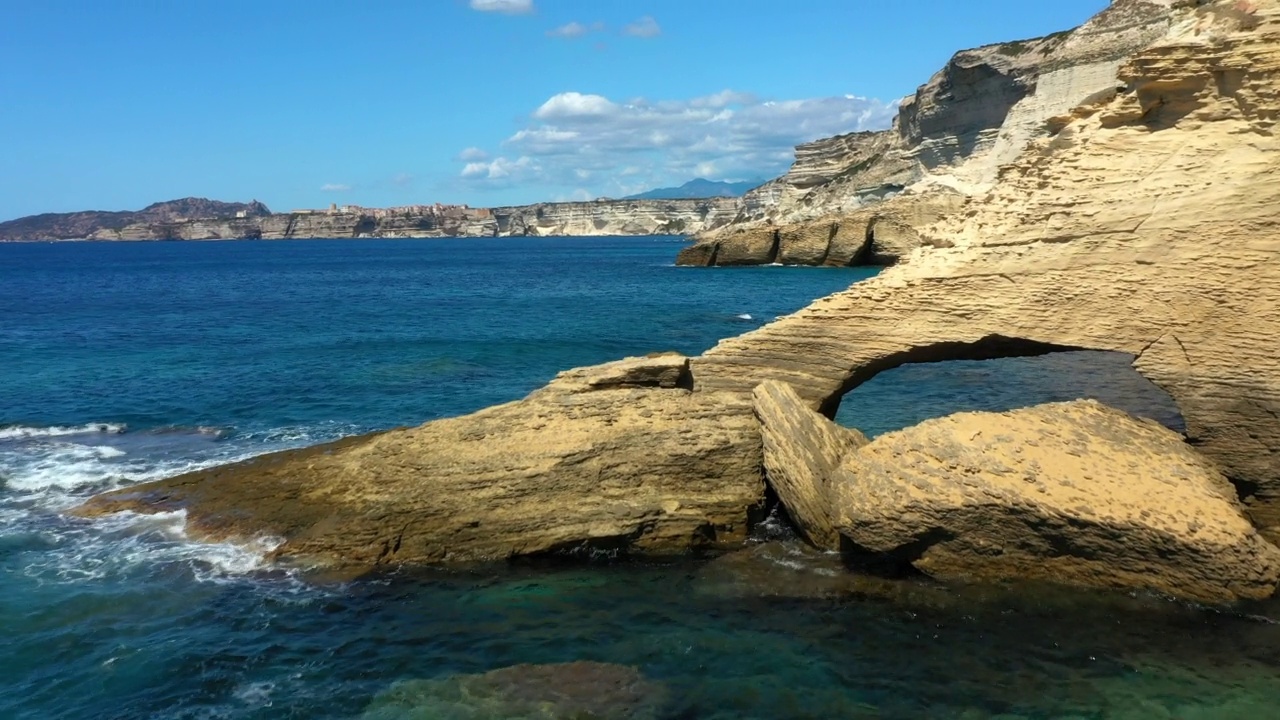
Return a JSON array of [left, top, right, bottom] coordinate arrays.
[[0, 179, 757, 243]]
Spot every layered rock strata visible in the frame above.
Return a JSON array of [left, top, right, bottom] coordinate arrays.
[[101, 198, 738, 241], [754, 380, 867, 549], [680, 0, 1180, 265], [674, 191, 962, 267], [758, 388, 1280, 603], [77, 356, 764, 566], [693, 3, 1280, 534]]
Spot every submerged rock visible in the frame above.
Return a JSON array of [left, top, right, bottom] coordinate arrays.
[[362, 661, 666, 720], [833, 400, 1280, 603]]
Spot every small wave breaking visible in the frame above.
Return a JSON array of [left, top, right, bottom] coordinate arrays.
[[0, 422, 127, 440]]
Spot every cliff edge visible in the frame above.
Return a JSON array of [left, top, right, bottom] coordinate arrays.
[[679, 0, 1182, 266]]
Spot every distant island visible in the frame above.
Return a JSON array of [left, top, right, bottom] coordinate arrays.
[[0, 192, 744, 242], [623, 178, 764, 200]]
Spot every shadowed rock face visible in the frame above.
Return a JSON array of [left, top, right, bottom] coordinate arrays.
[[74, 1, 1280, 590]]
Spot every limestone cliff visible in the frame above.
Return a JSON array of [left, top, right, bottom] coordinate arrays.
[[681, 0, 1180, 265], [4, 197, 737, 242]]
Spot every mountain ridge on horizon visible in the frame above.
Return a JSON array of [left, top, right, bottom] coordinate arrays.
[[622, 178, 765, 201]]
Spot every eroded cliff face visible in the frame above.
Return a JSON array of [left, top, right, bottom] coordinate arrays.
[[684, 0, 1180, 265], [81, 198, 738, 241]]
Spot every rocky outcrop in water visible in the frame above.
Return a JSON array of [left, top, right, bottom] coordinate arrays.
[[758, 383, 1280, 603], [75, 0, 1280, 602], [78, 355, 764, 566]]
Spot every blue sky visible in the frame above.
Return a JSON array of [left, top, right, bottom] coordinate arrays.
[[0, 0, 1108, 218]]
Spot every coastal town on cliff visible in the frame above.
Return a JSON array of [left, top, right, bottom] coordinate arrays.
[[5, 0, 1280, 716]]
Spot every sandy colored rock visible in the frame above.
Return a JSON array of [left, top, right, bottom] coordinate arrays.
[[753, 380, 867, 549], [74, 1, 1280, 580], [362, 662, 666, 720], [678, 190, 962, 267], [830, 400, 1280, 603], [776, 221, 837, 265], [77, 362, 763, 568], [694, 3, 1280, 535], [543, 354, 691, 392], [679, 0, 1178, 265]]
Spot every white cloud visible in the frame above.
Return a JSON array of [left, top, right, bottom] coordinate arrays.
[[533, 92, 617, 120], [320, 183, 351, 192], [622, 16, 661, 38], [457, 89, 898, 194], [391, 172, 414, 187], [461, 156, 540, 182], [458, 147, 490, 161], [469, 0, 533, 14], [547, 21, 587, 38]]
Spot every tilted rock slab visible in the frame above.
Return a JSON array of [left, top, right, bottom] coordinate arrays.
[[832, 399, 1280, 604], [77, 356, 764, 567], [753, 380, 867, 549]]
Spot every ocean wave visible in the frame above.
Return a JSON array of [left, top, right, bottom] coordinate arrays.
[[0, 422, 127, 440], [19, 509, 298, 587], [0, 420, 369, 589]]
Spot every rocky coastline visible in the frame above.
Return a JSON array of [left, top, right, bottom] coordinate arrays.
[[0, 197, 739, 242], [75, 0, 1280, 605]]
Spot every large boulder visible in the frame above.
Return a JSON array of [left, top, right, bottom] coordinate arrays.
[[832, 399, 1280, 603], [76, 356, 764, 568]]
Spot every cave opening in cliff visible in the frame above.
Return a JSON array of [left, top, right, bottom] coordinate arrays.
[[827, 343, 1185, 440]]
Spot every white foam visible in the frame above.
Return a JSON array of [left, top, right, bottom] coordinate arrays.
[[21, 509, 288, 586], [736, 313, 754, 320], [0, 422, 126, 440], [0, 421, 364, 589]]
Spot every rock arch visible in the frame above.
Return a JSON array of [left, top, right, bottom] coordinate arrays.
[[689, 232, 1280, 535]]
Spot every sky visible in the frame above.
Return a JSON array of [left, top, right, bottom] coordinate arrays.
[[0, 0, 1110, 219]]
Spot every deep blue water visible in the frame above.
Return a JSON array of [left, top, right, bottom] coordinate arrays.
[[1, 237, 1277, 719]]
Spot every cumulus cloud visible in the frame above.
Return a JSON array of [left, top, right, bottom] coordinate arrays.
[[469, 0, 533, 14], [457, 89, 897, 195], [320, 183, 351, 192], [622, 16, 661, 38], [547, 21, 587, 38], [461, 155, 540, 181], [458, 147, 490, 161]]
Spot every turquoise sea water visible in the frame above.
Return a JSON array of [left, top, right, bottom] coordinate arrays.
[[1, 237, 1277, 719]]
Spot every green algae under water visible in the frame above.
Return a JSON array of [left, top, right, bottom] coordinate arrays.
[[1, 237, 1277, 718]]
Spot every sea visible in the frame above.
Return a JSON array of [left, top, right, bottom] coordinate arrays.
[[1, 236, 1277, 719]]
